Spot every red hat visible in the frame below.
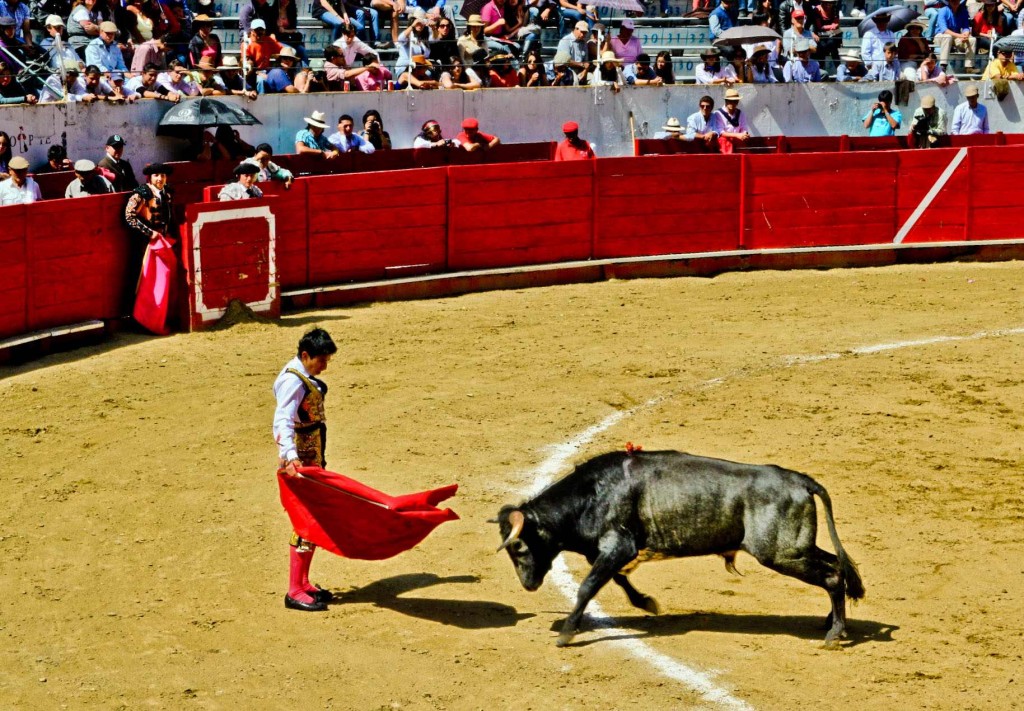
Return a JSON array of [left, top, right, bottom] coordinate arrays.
[[791, 8, 805, 17], [562, 121, 579, 133], [462, 117, 479, 130]]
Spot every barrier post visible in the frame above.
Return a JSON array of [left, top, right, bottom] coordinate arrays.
[[738, 154, 748, 249]]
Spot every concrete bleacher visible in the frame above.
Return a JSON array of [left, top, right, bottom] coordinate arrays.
[[207, 0, 982, 83]]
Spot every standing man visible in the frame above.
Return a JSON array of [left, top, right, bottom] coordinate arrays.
[[98, 134, 139, 192], [0, 156, 41, 205], [218, 162, 263, 200], [950, 84, 989, 134], [910, 94, 947, 148], [862, 89, 902, 137], [554, 120, 595, 161], [274, 328, 339, 612]]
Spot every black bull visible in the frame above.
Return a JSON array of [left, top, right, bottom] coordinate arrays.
[[495, 450, 865, 646]]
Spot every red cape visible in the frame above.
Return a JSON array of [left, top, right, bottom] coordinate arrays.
[[278, 466, 459, 560], [133, 236, 177, 335]]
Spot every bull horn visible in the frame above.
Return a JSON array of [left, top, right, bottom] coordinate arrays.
[[496, 510, 525, 553]]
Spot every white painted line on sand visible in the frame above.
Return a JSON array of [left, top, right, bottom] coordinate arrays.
[[517, 325, 1024, 709]]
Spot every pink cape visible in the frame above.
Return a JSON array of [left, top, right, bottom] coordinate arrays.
[[278, 466, 459, 560], [133, 236, 177, 335]]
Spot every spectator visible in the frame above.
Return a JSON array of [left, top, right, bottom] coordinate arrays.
[[97, 134, 138, 191], [125, 62, 182, 101], [126, 0, 164, 42], [295, 110, 339, 157], [695, 47, 737, 85], [0, 156, 40, 204], [67, 0, 102, 55], [743, 16, 781, 67], [709, 0, 734, 40], [935, 0, 978, 74], [130, 34, 169, 73], [625, 52, 663, 85], [264, 45, 302, 93], [729, 46, 749, 81], [354, 55, 392, 90], [972, 0, 1007, 57], [0, 15, 33, 66], [918, 52, 956, 85], [488, 51, 520, 87], [517, 48, 547, 86], [951, 84, 989, 133], [778, 0, 816, 32], [40, 15, 81, 70], [747, 45, 776, 83], [189, 14, 221, 67], [157, 59, 199, 96], [328, 113, 375, 153], [0, 60, 37, 104], [244, 19, 282, 71], [218, 162, 263, 201], [332, 22, 378, 68], [40, 144, 73, 172], [557, 0, 594, 36], [897, 19, 931, 79], [0, 129, 9, 178], [554, 20, 591, 84], [458, 14, 488, 64], [0, 0, 31, 47], [412, 119, 452, 148], [361, 109, 392, 150], [454, 117, 499, 152], [554, 120, 595, 161], [836, 50, 867, 82], [109, 71, 137, 103], [240, 0, 278, 36], [274, 0, 306, 64], [783, 9, 816, 61], [862, 89, 902, 136], [859, 10, 894, 65], [653, 116, 683, 140], [322, 44, 368, 88], [429, 14, 459, 67], [217, 56, 258, 98], [84, 19, 126, 71], [399, 53, 440, 88], [79, 63, 118, 100], [605, 18, 642, 66], [811, 0, 841, 68], [910, 94, 947, 148], [442, 55, 482, 89], [864, 42, 901, 82], [753, 0, 780, 33], [709, 88, 749, 153], [784, 39, 822, 82], [312, 0, 352, 43], [38, 59, 87, 101], [982, 45, 1023, 79], [241, 144, 294, 188], [211, 126, 255, 160], [394, 7, 432, 79], [480, 0, 520, 56], [193, 56, 225, 94], [368, 0, 401, 49], [651, 50, 674, 85], [684, 95, 717, 144], [591, 50, 624, 89], [65, 158, 114, 197]]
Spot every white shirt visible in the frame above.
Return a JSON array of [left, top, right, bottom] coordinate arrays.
[[0, 177, 42, 206], [694, 63, 737, 85], [273, 357, 323, 462], [332, 35, 376, 68]]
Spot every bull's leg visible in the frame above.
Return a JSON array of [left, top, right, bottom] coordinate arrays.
[[612, 573, 659, 614], [756, 547, 847, 644], [557, 534, 637, 647]]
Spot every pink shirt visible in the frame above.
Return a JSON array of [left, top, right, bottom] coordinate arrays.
[[481, 1, 510, 39], [356, 65, 393, 91], [609, 34, 643, 64]]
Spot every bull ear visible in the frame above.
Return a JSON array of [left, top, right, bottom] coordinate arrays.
[[495, 510, 525, 553]]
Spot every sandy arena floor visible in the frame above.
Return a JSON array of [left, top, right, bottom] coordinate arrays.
[[1, 261, 1022, 710]]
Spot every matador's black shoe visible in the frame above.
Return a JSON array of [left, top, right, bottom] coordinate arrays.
[[284, 594, 327, 612], [312, 586, 334, 604]]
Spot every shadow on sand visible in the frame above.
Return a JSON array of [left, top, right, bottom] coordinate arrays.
[[551, 610, 898, 649], [334, 573, 535, 630]]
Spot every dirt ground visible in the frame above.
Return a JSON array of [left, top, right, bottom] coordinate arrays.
[[2, 261, 1022, 710]]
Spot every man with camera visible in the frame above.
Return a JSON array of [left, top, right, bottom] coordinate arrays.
[[910, 95, 947, 149], [862, 89, 902, 137]]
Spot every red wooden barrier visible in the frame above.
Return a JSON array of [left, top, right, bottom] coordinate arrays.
[[894, 147, 970, 244], [307, 168, 448, 284], [33, 170, 76, 201], [966, 144, 1024, 241], [0, 205, 28, 339], [744, 151, 899, 248], [595, 155, 742, 258], [447, 160, 593, 270]]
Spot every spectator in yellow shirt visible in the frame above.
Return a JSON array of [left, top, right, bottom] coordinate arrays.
[[982, 47, 1024, 80]]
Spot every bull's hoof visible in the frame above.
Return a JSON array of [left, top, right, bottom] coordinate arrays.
[[555, 631, 576, 647], [642, 596, 660, 615]]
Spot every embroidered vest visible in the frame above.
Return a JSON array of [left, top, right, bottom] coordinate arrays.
[[287, 368, 327, 467]]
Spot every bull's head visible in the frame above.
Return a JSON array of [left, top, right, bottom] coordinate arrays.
[[494, 506, 553, 592]]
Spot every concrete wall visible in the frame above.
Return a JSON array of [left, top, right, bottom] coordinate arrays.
[[2, 81, 1021, 171]]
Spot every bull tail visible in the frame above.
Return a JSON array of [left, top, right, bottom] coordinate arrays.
[[810, 482, 865, 601]]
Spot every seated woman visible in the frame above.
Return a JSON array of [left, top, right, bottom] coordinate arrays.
[[517, 48, 548, 86], [440, 55, 482, 89], [897, 19, 931, 79], [361, 109, 392, 150], [973, 0, 1007, 56]]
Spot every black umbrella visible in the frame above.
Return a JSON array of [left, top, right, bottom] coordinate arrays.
[[459, 0, 488, 19], [994, 35, 1024, 53], [157, 98, 262, 136], [857, 5, 919, 36]]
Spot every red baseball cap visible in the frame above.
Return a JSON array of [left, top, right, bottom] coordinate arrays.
[[791, 8, 805, 17], [462, 117, 479, 130], [562, 121, 579, 133]]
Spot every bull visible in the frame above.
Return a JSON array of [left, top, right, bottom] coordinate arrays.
[[495, 449, 864, 647]]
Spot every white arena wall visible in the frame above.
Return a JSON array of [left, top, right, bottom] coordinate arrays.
[[1, 82, 1021, 170]]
